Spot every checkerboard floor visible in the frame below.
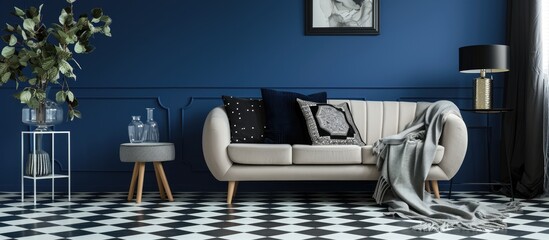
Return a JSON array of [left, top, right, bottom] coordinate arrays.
[[0, 192, 547, 240]]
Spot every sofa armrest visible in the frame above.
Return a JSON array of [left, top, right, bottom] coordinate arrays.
[[437, 113, 468, 179], [202, 106, 233, 181]]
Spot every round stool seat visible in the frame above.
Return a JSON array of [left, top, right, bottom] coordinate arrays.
[[120, 142, 175, 163]]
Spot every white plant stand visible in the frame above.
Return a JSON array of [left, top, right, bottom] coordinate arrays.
[[21, 131, 71, 205]]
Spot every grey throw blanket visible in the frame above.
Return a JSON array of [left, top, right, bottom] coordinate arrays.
[[372, 100, 521, 231]]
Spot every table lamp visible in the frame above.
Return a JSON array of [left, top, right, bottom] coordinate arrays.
[[459, 44, 510, 109]]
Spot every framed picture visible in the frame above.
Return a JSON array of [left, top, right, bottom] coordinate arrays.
[[305, 0, 379, 35]]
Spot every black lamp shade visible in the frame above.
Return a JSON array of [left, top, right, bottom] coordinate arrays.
[[459, 45, 510, 73]]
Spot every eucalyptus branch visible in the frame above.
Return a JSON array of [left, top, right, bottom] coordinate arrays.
[[0, 0, 112, 121]]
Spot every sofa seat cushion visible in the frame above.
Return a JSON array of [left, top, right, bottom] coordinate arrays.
[[228, 144, 292, 165], [292, 145, 362, 164], [361, 145, 445, 165]]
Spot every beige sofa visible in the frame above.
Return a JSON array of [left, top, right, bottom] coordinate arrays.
[[202, 100, 468, 203]]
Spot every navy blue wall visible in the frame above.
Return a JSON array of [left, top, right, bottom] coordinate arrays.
[[0, 0, 507, 192]]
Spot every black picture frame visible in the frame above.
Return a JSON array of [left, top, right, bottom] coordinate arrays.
[[305, 0, 379, 35]]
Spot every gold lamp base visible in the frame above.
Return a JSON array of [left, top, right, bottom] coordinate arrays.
[[473, 77, 492, 109]]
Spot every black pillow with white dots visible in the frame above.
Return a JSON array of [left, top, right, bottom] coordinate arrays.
[[222, 96, 266, 143]]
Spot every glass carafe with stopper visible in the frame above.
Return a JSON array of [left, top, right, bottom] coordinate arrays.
[[128, 116, 144, 143], [143, 108, 159, 142]]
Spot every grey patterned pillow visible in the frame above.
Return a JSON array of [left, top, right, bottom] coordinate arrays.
[[297, 98, 365, 146]]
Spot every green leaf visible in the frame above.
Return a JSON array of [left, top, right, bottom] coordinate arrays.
[[27, 97, 38, 108], [67, 0, 76, 3], [55, 91, 65, 103], [1, 46, 15, 58], [59, 61, 76, 79], [103, 26, 111, 37], [46, 67, 59, 81], [6, 23, 15, 32], [68, 110, 74, 120], [57, 30, 69, 44], [73, 110, 81, 119], [8, 34, 17, 46], [35, 90, 46, 101], [37, 4, 43, 19], [58, 60, 69, 72], [33, 67, 44, 76], [100, 15, 112, 25], [27, 6, 39, 18], [27, 49, 37, 58], [76, 17, 88, 27], [59, 9, 69, 25], [20, 90, 31, 103], [74, 41, 85, 53], [68, 109, 81, 121], [66, 90, 74, 102], [41, 58, 55, 70], [33, 4, 44, 24], [91, 8, 103, 19], [0, 63, 7, 73], [13, 7, 25, 17], [1, 72, 10, 83], [23, 19, 35, 32], [50, 77, 60, 84], [18, 49, 29, 60], [26, 40, 37, 48], [28, 78, 37, 85], [55, 46, 71, 59]]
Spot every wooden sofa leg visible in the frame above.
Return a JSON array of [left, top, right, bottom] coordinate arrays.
[[227, 181, 238, 204], [234, 181, 239, 196], [425, 181, 431, 193], [431, 180, 440, 199]]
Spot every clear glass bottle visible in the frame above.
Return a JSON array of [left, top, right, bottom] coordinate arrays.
[[128, 116, 144, 143], [143, 108, 159, 142]]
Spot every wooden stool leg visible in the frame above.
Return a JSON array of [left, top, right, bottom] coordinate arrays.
[[227, 181, 238, 204], [154, 163, 166, 200], [128, 163, 139, 201], [425, 181, 431, 193], [431, 180, 440, 199], [155, 162, 173, 201], [136, 162, 146, 203]]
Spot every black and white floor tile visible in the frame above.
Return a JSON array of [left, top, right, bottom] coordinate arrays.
[[0, 192, 547, 239]]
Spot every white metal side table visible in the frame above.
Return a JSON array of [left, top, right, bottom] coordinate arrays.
[[21, 131, 71, 204]]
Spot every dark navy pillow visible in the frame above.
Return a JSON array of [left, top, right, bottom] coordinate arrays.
[[261, 88, 327, 144]]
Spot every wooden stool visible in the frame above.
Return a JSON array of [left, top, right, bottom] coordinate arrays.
[[120, 143, 175, 203]]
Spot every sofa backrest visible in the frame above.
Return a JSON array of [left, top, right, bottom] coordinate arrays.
[[327, 100, 427, 145]]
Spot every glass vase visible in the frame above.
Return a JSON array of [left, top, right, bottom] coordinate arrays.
[[143, 108, 159, 142], [128, 116, 144, 143], [22, 88, 59, 176], [22, 90, 63, 131]]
